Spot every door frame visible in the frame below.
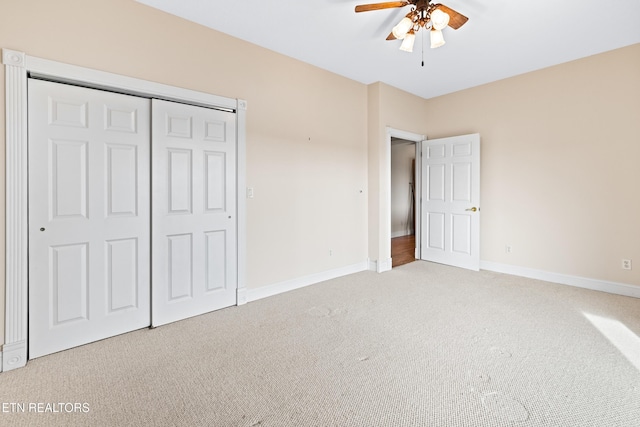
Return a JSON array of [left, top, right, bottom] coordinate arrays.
[[385, 127, 425, 269], [2, 49, 247, 371]]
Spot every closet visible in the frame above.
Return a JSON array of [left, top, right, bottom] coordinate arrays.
[[28, 79, 237, 358]]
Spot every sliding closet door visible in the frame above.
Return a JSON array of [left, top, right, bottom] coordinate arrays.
[[28, 79, 151, 358], [151, 99, 237, 326]]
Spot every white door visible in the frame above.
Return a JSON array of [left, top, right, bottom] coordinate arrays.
[[151, 99, 237, 327], [28, 79, 151, 358], [420, 134, 480, 270]]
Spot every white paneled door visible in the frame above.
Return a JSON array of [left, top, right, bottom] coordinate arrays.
[[421, 134, 480, 270], [28, 81, 239, 358], [151, 99, 237, 327], [28, 79, 151, 358]]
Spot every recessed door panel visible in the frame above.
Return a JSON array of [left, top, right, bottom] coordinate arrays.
[[427, 144, 445, 159], [107, 144, 138, 217], [51, 243, 89, 325], [51, 139, 88, 219], [453, 142, 472, 157], [107, 238, 139, 312], [205, 231, 227, 292], [166, 114, 192, 138], [168, 149, 193, 214], [29, 79, 151, 359], [204, 120, 226, 142], [49, 98, 87, 128], [452, 162, 471, 202], [427, 213, 445, 251], [105, 105, 137, 133], [451, 214, 471, 255], [168, 234, 193, 301], [205, 151, 226, 212], [428, 164, 445, 202]]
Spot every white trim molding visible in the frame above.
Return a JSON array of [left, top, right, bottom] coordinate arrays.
[[378, 258, 393, 273], [481, 261, 640, 299], [3, 49, 29, 372], [236, 287, 248, 306], [368, 258, 392, 273], [247, 261, 369, 302], [386, 127, 425, 143], [236, 98, 248, 307], [385, 127, 425, 266], [2, 49, 247, 371]]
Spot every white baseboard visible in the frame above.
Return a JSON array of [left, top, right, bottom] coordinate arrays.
[[369, 258, 392, 273], [378, 258, 392, 273], [480, 261, 640, 299], [236, 287, 247, 306], [1, 340, 27, 372], [247, 261, 369, 303]]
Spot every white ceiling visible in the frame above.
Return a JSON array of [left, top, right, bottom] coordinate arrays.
[[136, 0, 640, 99]]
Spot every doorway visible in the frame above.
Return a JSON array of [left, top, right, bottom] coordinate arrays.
[[386, 128, 424, 270], [391, 137, 416, 268]]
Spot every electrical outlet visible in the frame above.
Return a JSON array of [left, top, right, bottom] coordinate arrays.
[[505, 245, 512, 254], [622, 259, 632, 270]]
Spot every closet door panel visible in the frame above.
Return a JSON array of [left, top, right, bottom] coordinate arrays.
[[152, 99, 237, 327], [28, 79, 151, 358]]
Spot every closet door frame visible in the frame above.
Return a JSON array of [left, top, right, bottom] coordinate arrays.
[[1, 49, 247, 371]]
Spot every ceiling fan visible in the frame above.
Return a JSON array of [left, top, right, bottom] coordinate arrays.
[[355, 0, 469, 53]]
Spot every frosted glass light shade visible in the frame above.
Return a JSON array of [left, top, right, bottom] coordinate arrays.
[[399, 32, 416, 52], [392, 17, 413, 40], [431, 9, 450, 30], [430, 29, 445, 48]]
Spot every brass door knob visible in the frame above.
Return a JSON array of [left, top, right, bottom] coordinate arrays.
[[465, 207, 478, 212]]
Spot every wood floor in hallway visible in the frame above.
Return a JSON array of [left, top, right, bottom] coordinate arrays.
[[391, 234, 416, 268]]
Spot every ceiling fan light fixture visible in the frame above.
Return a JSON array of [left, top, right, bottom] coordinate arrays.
[[430, 28, 445, 48], [430, 8, 450, 31], [354, 1, 469, 56], [399, 31, 416, 52], [392, 17, 413, 39]]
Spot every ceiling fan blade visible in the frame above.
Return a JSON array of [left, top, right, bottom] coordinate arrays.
[[435, 4, 469, 29], [355, 1, 410, 13]]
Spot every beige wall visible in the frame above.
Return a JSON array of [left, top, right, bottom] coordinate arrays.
[[367, 83, 382, 263], [424, 44, 640, 285], [0, 0, 369, 343]]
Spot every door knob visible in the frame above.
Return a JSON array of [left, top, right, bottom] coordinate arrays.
[[465, 207, 478, 212]]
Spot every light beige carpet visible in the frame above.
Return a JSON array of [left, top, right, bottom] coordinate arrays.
[[1, 261, 639, 426]]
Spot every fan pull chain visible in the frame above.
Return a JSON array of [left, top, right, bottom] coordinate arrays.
[[421, 29, 425, 67]]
